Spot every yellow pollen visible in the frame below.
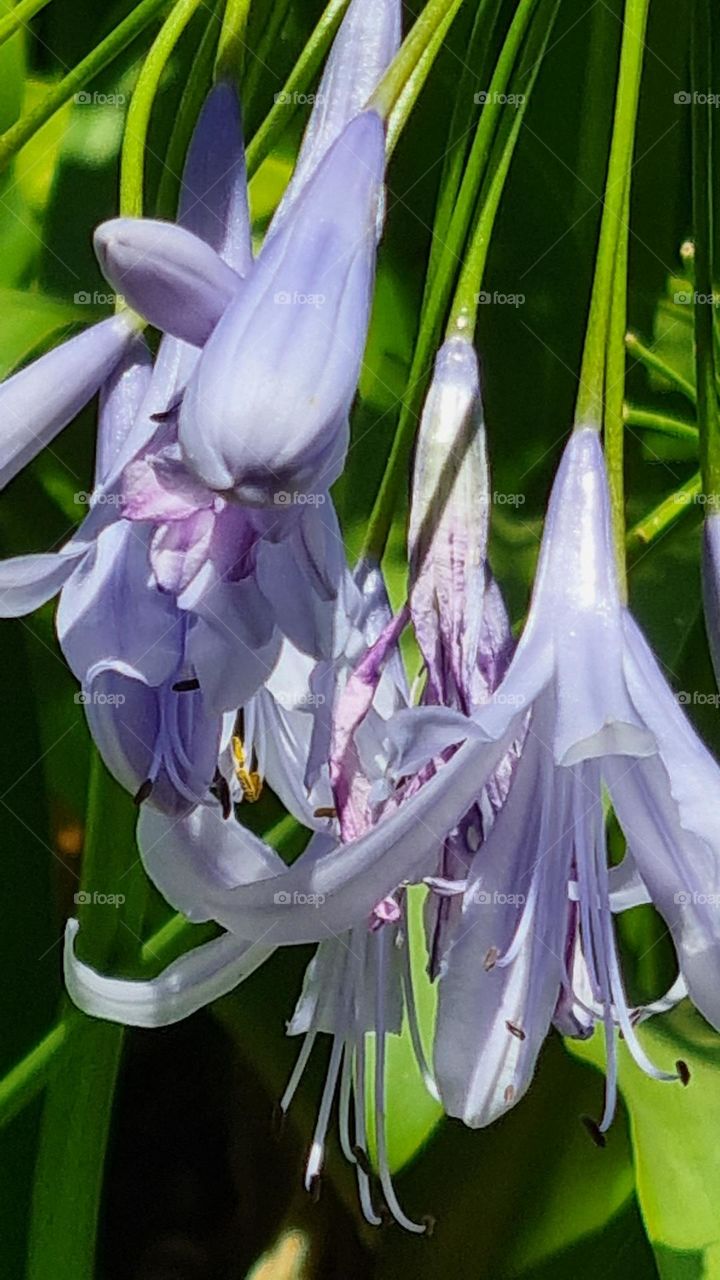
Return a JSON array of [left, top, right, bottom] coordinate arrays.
[[232, 735, 263, 803]]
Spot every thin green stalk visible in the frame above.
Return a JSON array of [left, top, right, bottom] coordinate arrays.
[[245, 0, 348, 179], [626, 471, 702, 555], [0, 1017, 74, 1132], [623, 406, 698, 440], [575, 0, 650, 428], [691, 0, 720, 501], [447, 0, 559, 338], [0, 0, 50, 51], [370, 0, 467, 119], [0, 0, 172, 173], [155, 0, 223, 220], [27, 758, 149, 1280], [361, 0, 543, 561], [215, 0, 251, 82], [625, 331, 697, 404], [604, 177, 630, 597], [385, 0, 465, 156], [120, 0, 208, 218], [242, 0, 293, 108]]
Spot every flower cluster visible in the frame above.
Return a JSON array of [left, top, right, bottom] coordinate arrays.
[[2, 0, 720, 1235]]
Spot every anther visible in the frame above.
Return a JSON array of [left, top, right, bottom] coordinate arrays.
[[581, 1115, 606, 1148], [676, 1059, 691, 1086], [133, 778, 154, 806], [210, 773, 232, 820], [504, 1084, 516, 1105], [506, 1020, 525, 1041], [484, 946, 499, 971], [309, 1174, 322, 1204], [313, 806, 337, 819], [352, 1145, 372, 1177], [172, 677, 200, 692], [422, 1214, 436, 1238]]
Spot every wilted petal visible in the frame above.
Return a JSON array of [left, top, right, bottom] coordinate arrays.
[[0, 314, 137, 490], [64, 919, 273, 1027], [179, 112, 384, 502], [95, 219, 243, 346], [270, 0, 400, 235]]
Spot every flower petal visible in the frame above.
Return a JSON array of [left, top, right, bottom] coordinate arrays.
[[94, 218, 243, 346], [178, 79, 252, 275], [0, 547, 85, 617], [0, 314, 136, 490], [64, 918, 273, 1027]]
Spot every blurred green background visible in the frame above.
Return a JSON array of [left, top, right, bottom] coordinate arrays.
[[1, 0, 719, 1276]]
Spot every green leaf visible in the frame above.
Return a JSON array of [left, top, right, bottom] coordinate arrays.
[[0, 285, 89, 379]]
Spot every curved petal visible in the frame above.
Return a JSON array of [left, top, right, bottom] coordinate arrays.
[[0, 547, 85, 617], [94, 219, 243, 346], [0, 314, 136, 490], [64, 919, 273, 1027], [95, 337, 153, 485], [178, 79, 252, 275]]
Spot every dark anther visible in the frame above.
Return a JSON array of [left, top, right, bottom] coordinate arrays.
[[676, 1059, 691, 1086], [506, 1020, 525, 1041], [581, 1115, 606, 1148], [309, 1175, 322, 1204], [271, 1102, 286, 1140], [484, 946, 499, 971], [313, 806, 337, 819], [133, 778, 154, 806], [352, 1144, 372, 1177], [504, 1084, 516, 1105], [422, 1214, 436, 1238], [210, 772, 232, 820], [173, 677, 200, 692], [150, 398, 181, 422]]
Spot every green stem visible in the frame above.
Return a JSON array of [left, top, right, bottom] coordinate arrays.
[[0, 0, 50, 51], [385, 0, 465, 156], [242, 0, 293, 108], [626, 471, 702, 555], [605, 177, 630, 597], [370, 0, 467, 120], [691, 0, 720, 501], [625, 331, 697, 404], [575, 0, 649, 429], [0, 0, 172, 173], [361, 0, 544, 561], [120, 0, 207, 218], [215, 0, 251, 82], [27, 758, 149, 1280], [0, 1017, 74, 1132], [244, 0, 348, 179], [447, 0, 559, 339], [623, 406, 698, 440]]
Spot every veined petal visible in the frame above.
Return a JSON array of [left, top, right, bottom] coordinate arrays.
[[269, 0, 400, 236], [0, 314, 136, 490], [94, 219, 243, 346], [0, 547, 85, 617], [95, 337, 153, 485], [64, 919, 273, 1027], [179, 112, 384, 502], [178, 79, 252, 275]]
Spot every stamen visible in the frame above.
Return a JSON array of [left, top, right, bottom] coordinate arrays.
[[210, 771, 232, 820], [133, 778, 154, 805], [231, 734, 263, 802], [313, 806, 337, 819], [581, 1115, 607, 1148], [399, 913, 440, 1100], [172, 677, 200, 692], [303, 1032, 345, 1192], [676, 1059, 691, 1086], [484, 946, 499, 971], [506, 1021, 525, 1041], [352, 1145, 373, 1177], [504, 1084, 516, 1105]]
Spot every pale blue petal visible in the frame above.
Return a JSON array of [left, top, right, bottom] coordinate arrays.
[[178, 79, 252, 274]]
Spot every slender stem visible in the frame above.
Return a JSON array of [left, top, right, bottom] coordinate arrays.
[[370, 0, 467, 120], [0, 0, 172, 173], [625, 331, 697, 403], [215, 0, 251, 82], [361, 0, 544, 561], [605, 177, 630, 597], [447, 0, 559, 339], [385, 0, 465, 155], [245, 0, 348, 179], [575, 0, 649, 429], [120, 0, 207, 218], [626, 471, 702, 555], [27, 758, 148, 1280], [691, 0, 720, 501], [623, 406, 698, 440], [0, 1017, 74, 1132], [0, 0, 50, 51]]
